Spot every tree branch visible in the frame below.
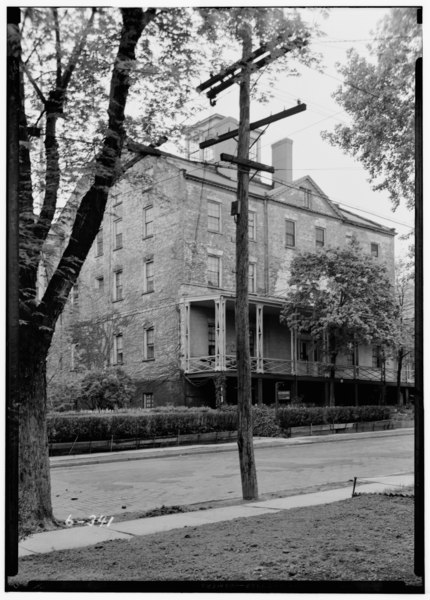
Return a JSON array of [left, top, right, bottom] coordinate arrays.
[[52, 8, 62, 86], [39, 8, 156, 331], [21, 60, 46, 104], [61, 8, 96, 91]]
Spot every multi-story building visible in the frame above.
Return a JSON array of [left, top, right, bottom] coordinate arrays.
[[48, 114, 414, 408]]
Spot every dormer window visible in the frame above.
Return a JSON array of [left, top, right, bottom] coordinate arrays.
[[300, 187, 311, 209], [188, 138, 199, 160]]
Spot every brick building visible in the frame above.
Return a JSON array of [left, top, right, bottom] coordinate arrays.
[[48, 114, 414, 408]]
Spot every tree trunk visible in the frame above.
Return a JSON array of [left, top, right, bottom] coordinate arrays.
[[236, 25, 258, 500], [18, 327, 55, 534]]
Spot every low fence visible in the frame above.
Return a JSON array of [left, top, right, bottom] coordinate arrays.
[[48, 419, 413, 457]]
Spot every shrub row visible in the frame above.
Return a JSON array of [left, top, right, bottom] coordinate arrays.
[[277, 405, 391, 429], [48, 405, 391, 444]]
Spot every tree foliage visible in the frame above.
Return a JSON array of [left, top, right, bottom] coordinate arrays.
[[281, 240, 399, 360], [78, 368, 136, 410], [321, 8, 421, 211]]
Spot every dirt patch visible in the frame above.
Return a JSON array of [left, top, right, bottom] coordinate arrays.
[[9, 495, 421, 590]]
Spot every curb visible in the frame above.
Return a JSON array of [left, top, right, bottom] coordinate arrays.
[[50, 427, 413, 469]]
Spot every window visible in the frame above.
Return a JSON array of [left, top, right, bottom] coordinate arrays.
[[114, 218, 123, 249], [372, 345, 382, 368], [114, 334, 123, 365], [346, 347, 357, 366], [207, 254, 221, 287], [203, 146, 214, 162], [208, 320, 215, 356], [96, 229, 103, 256], [285, 220, 295, 247], [113, 270, 123, 301], [188, 137, 199, 159], [95, 276, 104, 291], [144, 258, 154, 293], [248, 211, 256, 241], [249, 262, 256, 293], [208, 200, 221, 232], [301, 187, 311, 209], [315, 227, 325, 248], [143, 206, 153, 238], [143, 393, 154, 409], [371, 242, 379, 258], [144, 327, 155, 360], [249, 142, 258, 162]]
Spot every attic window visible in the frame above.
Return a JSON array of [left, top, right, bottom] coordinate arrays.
[[300, 187, 311, 209]]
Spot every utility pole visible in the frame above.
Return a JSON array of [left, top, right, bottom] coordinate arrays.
[[197, 31, 307, 501]]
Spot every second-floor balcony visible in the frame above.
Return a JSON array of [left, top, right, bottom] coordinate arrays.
[[185, 355, 414, 384], [180, 294, 414, 387]]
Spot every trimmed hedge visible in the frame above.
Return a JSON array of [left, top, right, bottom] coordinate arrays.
[[277, 405, 391, 429], [47, 405, 391, 445], [48, 408, 238, 444]]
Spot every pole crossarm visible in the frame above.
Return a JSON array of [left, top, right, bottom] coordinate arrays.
[[197, 37, 308, 105], [220, 153, 274, 173], [200, 104, 306, 150]]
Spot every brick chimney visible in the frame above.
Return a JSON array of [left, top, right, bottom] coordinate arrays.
[[271, 138, 293, 189]]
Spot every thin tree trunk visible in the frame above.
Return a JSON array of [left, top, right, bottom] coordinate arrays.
[[396, 349, 404, 406]]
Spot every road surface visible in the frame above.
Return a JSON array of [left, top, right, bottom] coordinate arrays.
[[51, 432, 413, 522]]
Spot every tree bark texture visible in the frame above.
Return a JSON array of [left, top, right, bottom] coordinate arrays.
[[17, 8, 152, 532], [236, 26, 258, 500]]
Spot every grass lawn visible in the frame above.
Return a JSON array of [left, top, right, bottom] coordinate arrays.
[[8, 494, 422, 592]]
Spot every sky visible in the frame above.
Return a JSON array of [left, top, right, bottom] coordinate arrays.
[[173, 5, 417, 260]]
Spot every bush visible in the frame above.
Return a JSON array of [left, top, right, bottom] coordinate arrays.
[[277, 405, 391, 430], [252, 405, 281, 437], [77, 368, 135, 410], [47, 407, 238, 444], [47, 404, 392, 446]]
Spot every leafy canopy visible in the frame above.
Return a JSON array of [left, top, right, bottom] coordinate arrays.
[[281, 240, 399, 357], [321, 8, 421, 211]]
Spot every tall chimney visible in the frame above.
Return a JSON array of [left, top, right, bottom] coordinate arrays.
[[271, 138, 293, 189]]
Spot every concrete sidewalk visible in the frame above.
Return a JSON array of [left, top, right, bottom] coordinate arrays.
[[50, 427, 413, 469], [19, 472, 413, 558]]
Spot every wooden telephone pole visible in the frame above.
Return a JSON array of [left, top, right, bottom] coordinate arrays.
[[197, 31, 307, 501]]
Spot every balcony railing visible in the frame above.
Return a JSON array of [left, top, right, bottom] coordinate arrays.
[[185, 356, 414, 384]]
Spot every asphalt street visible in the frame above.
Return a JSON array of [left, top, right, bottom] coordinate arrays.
[[51, 432, 413, 523]]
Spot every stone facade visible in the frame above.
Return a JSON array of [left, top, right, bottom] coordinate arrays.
[[48, 114, 410, 408]]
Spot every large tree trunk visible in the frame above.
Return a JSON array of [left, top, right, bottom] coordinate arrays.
[[18, 327, 54, 534]]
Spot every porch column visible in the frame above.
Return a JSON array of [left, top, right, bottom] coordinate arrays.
[[214, 296, 226, 370], [290, 326, 296, 374], [181, 301, 190, 371], [256, 303, 264, 372]]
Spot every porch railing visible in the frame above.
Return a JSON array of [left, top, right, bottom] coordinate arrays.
[[186, 355, 414, 384]]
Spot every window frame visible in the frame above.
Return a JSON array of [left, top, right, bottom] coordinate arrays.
[[249, 261, 256, 293], [207, 254, 221, 288], [143, 205, 154, 238], [207, 199, 222, 233], [143, 258, 154, 293], [300, 186, 311, 209], [143, 392, 154, 409], [114, 218, 123, 250], [114, 333, 124, 365], [315, 226, 325, 248], [248, 210, 256, 241], [144, 326, 155, 361], [370, 242, 379, 258], [113, 269, 123, 302], [285, 219, 296, 248]]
